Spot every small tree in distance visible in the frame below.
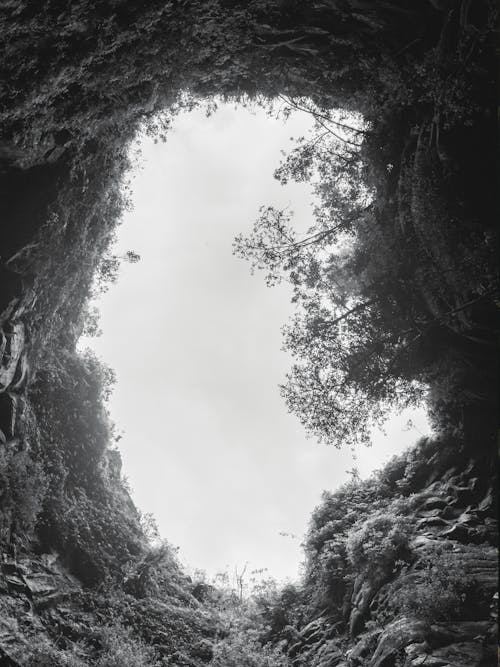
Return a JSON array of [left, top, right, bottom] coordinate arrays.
[[95, 250, 141, 295]]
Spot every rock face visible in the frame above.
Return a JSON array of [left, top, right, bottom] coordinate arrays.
[[286, 454, 497, 667], [0, 305, 71, 663], [0, 552, 80, 665], [0, 278, 34, 445], [0, 543, 217, 666]]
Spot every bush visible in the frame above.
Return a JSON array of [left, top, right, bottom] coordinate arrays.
[[389, 548, 474, 622], [24, 640, 88, 667], [41, 485, 143, 585], [95, 624, 158, 667], [0, 445, 46, 543], [89, 589, 216, 663], [23, 624, 159, 667], [30, 348, 144, 584], [211, 625, 288, 667], [122, 540, 194, 601], [346, 512, 412, 577]]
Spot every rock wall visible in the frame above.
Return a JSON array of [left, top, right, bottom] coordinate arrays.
[[283, 454, 497, 667]]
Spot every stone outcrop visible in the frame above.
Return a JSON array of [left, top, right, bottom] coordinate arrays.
[[0, 552, 80, 665], [287, 455, 497, 667], [0, 280, 34, 445]]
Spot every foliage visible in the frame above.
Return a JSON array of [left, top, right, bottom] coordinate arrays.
[[90, 590, 215, 665], [24, 623, 160, 667], [238, 95, 495, 446], [25, 641, 88, 667], [27, 348, 143, 584], [95, 624, 159, 667], [0, 445, 47, 544], [95, 249, 141, 296], [207, 579, 290, 667], [300, 439, 443, 617], [0, 0, 437, 169], [0, 2, 496, 665], [0, 0, 494, 461], [346, 512, 411, 577], [122, 540, 196, 602], [20, 156, 130, 356], [388, 547, 474, 622], [210, 624, 288, 667], [81, 304, 102, 338], [31, 349, 115, 487], [253, 581, 305, 642], [233, 4, 497, 447]]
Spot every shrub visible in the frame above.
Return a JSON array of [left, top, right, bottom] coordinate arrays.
[[389, 548, 474, 622], [346, 512, 412, 577], [122, 540, 194, 601], [88, 590, 216, 663], [95, 624, 158, 667], [24, 640, 88, 667], [30, 348, 143, 584], [210, 625, 288, 667], [0, 445, 47, 543], [23, 624, 159, 667]]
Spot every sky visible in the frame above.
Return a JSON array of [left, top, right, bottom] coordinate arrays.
[[80, 103, 430, 583]]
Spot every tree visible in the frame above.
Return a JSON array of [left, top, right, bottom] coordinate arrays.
[[82, 304, 102, 338], [95, 250, 141, 295], [234, 56, 497, 447], [235, 562, 249, 603], [234, 113, 419, 447]]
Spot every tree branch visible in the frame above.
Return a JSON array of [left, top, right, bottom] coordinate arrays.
[[278, 94, 367, 137]]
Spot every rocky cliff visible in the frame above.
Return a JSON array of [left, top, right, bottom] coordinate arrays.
[[283, 444, 497, 667]]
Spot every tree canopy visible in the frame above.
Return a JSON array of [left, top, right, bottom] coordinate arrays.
[[234, 77, 497, 447]]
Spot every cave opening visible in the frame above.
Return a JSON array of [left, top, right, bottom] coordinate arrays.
[[0, 2, 496, 664], [3, 0, 494, 580], [73, 98, 432, 580], [0, 0, 494, 589]]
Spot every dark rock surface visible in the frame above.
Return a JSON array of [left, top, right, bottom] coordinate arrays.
[[285, 457, 497, 667], [0, 552, 80, 665]]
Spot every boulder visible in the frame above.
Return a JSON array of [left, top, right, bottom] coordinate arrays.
[[369, 617, 428, 667], [418, 497, 448, 512], [0, 393, 18, 440], [430, 642, 488, 666], [0, 323, 25, 393]]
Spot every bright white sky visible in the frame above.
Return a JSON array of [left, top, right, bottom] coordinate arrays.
[[80, 103, 430, 583]]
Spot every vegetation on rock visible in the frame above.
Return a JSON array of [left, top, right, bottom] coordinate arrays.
[[0, 0, 496, 664]]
